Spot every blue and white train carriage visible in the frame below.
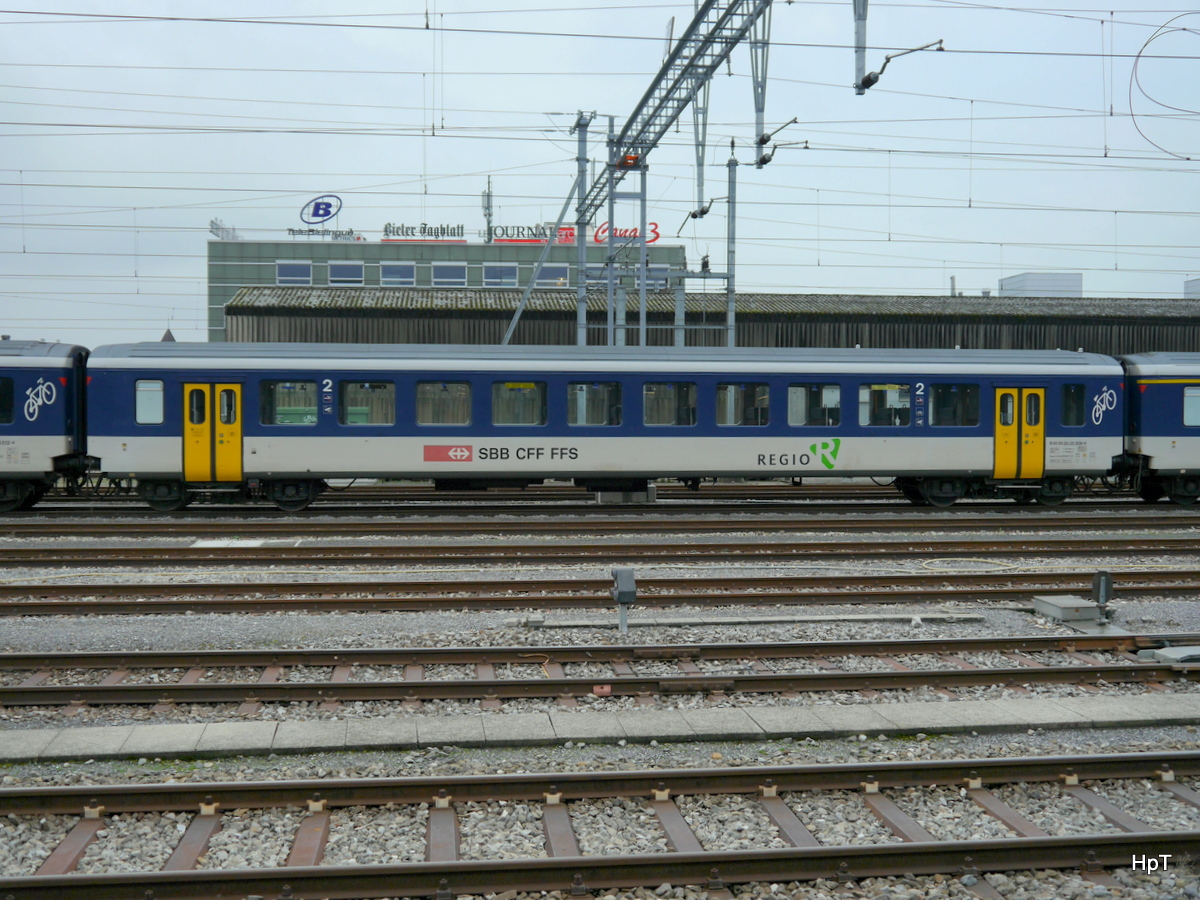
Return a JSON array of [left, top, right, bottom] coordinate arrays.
[[84, 342, 1126, 510], [1121, 352, 1200, 505], [0, 341, 88, 512]]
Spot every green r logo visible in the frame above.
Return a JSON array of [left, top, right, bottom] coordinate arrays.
[[810, 438, 841, 470]]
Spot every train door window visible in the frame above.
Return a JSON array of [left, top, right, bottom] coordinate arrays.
[[380, 264, 416, 286], [930, 384, 980, 427], [483, 265, 518, 288], [328, 263, 364, 286], [536, 265, 570, 287], [218, 389, 237, 425], [1184, 387, 1200, 426], [1025, 392, 1041, 427], [339, 381, 395, 425], [643, 382, 697, 426], [416, 382, 471, 425], [717, 383, 769, 426], [135, 380, 164, 425], [1062, 384, 1086, 426], [187, 388, 207, 425], [859, 384, 911, 427], [260, 381, 318, 425], [568, 382, 622, 426], [787, 384, 840, 427], [276, 261, 312, 285], [999, 392, 1015, 426], [431, 265, 467, 287], [492, 381, 547, 425], [0, 378, 12, 424]]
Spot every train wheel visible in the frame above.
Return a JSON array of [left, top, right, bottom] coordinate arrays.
[[1166, 477, 1200, 506], [0, 482, 32, 514], [1137, 481, 1166, 504], [145, 493, 194, 512], [1011, 491, 1036, 505], [1035, 478, 1073, 507], [918, 477, 965, 508], [139, 480, 193, 512], [269, 480, 321, 512], [894, 478, 927, 505], [16, 484, 48, 510]]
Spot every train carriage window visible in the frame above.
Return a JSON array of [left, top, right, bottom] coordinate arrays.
[[339, 381, 394, 425], [1062, 384, 1086, 427], [219, 389, 237, 425], [0, 378, 12, 424], [999, 392, 1015, 426], [930, 384, 980, 427], [788, 384, 840, 427], [1184, 387, 1200, 426], [260, 381, 318, 425], [492, 381, 547, 426], [643, 382, 697, 426], [188, 388, 206, 425], [568, 382, 621, 426], [1025, 392, 1041, 427], [859, 384, 911, 427], [717, 383, 770, 426], [416, 382, 471, 425]]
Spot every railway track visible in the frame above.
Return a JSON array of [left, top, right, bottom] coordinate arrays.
[[2, 634, 1194, 712], [0, 569, 1194, 616], [5, 509, 1200, 539], [1, 751, 1196, 899], [6, 534, 1200, 569]]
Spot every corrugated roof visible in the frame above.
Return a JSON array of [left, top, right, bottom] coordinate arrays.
[[226, 287, 1200, 319]]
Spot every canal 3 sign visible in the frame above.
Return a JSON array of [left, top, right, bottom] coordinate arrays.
[[300, 195, 342, 224]]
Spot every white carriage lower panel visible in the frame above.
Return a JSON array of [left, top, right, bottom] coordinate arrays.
[[241, 433, 1119, 480], [1126, 435, 1200, 473], [0, 435, 74, 475], [90, 435, 182, 478]]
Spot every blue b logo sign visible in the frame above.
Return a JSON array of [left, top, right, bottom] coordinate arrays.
[[301, 195, 342, 224]]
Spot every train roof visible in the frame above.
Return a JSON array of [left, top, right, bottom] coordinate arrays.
[[0, 340, 88, 364], [1119, 352, 1200, 376], [86, 342, 1123, 376]]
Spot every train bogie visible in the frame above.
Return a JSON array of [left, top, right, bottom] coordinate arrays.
[[0, 340, 89, 511]]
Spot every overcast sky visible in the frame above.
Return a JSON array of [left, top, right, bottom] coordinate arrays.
[[1, 1, 1197, 346]]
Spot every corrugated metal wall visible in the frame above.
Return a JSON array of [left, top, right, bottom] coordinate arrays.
[[226, 310, 1200, 354]]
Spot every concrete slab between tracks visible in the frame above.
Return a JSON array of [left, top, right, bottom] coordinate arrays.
[[2, 694, 1198, 762]]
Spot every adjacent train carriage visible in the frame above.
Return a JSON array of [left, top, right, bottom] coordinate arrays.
[[0, 340, 89, 511], [1120, 352, 1200, 505], [85, 342, 1125, 510]]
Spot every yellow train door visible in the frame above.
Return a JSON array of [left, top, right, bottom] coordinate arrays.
[[993, 387, 1045, 480], [183, 383, 243, 482]]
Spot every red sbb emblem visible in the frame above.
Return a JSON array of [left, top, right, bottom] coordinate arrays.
[[424, 445, 473, 462]]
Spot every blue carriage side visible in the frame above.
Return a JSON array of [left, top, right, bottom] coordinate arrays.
[[1119, 352, 1200, 505], [84, 342, 1125, 511], [0, 339, 89, 511]]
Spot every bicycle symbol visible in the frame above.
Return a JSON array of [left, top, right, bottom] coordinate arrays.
[[1091, 386, 1117, 425], [23, 377, 57, 422]]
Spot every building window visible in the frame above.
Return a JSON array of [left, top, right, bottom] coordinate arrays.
[[276, 261, 312, 285], [1062, 384, 1086, 426], [134, 380, 164, 425], [568, 382, 621, 426], [432, 264, 467, 287], [380, 264, 416, 286], [0, 377, 13, 425], [261, 381, 318, 425], [788, 384, 840, 426], [717, 383, 769, 426], [328, 263, 364, 286], [643, 382, 696, 426], [536, 265, 569, 287], [859, 384, 910, 426], [483, 265, 518, 288], [492, 381, 546, 425], [930, 384, 980, 427], [339, 381, 394, 425], [416, 381, 471, 425]]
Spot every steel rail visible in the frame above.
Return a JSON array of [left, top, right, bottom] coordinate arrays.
[[0, 569, 1197, 615], [7, 535, 1200, 568], [1, 752, 1197, 899], [6, 509, 1200, 538]]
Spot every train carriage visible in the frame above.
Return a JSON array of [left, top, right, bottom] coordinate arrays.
[[85, 342, 1125, 511], [0, 340, 89, 511], [1119, 353, 1200, 505]]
